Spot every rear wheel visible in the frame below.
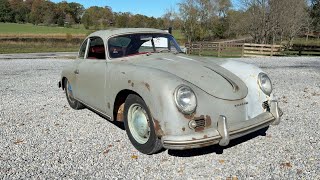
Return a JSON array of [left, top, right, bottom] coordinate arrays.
[[64, 79, 84, 110], [123, 94, 163, 154]]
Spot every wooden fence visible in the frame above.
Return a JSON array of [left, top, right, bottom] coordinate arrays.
[[288, 44, 320, 56], [185, 42, 283, 57], [242, 43, 283, 57]]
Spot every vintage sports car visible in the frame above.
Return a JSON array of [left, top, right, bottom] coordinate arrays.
[[58, 28, 282, 154]]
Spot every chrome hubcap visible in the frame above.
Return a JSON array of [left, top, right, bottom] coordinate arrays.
[[128, 103, 150, 144]]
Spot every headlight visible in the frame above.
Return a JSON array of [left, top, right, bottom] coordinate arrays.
[[258, 73, 272, 96], [174, 85, 197, 114]]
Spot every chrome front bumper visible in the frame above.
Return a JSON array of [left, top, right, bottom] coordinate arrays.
[[162, 101, 282, 150]]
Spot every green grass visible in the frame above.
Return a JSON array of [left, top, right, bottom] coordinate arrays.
[[0, 41, 78, 54], [292, 37, 320, 46], [172, 30, 186, 45], [0, 23, 90, 35], [283, 50, 320, 56]]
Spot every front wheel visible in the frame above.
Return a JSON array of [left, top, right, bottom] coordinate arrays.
[[123, 94, 163, 154], [64, 79, 84, 110]]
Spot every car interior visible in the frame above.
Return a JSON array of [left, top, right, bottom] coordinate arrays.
[[87, 37, 106, 59]]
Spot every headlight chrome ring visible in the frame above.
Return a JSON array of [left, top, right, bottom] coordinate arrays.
[[174, 85, 197, 114], [258, 72, 272, 96]]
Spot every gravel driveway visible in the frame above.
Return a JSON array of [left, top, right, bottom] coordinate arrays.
[[0, 56, 319, 179]]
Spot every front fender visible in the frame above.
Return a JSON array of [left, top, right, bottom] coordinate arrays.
[[107, 62, 187, 136]]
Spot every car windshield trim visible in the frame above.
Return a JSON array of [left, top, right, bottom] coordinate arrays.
[[107, 33, 183, 59]]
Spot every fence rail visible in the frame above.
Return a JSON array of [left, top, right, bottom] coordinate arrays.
[[288, 44, 320, 56], [185, 42, 283, 57], [242, 43, 283, 57]]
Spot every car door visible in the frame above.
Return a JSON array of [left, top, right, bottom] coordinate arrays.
[[75, 36, 108, 113]]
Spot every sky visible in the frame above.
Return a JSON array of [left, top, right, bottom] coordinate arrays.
[[51, 0, 241, 18]]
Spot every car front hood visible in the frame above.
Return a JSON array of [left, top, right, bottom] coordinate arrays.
[[128, 54, 248, 100]]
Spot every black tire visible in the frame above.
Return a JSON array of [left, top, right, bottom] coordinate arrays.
[[64, 79, 84, 110], [123, 94, 163, 154]]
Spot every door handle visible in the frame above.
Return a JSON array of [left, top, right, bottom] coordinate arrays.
[[74, 69, 79, 74]]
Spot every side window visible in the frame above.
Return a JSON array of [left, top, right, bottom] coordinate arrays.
[[87, 37, 106, 60], [78, 39, 88, 59], [108, 36, 131, 58]]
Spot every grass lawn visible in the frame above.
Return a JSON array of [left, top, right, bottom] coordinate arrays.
[[292, 37, 320, 46], [0, 41, 79, 54], [172, 30, 186, 45], [0, 23, 90, 35]]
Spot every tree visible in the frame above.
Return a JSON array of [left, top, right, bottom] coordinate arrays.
[[178, 0, 201, 42], [226, 10, 248, 38], [29, 0, 46, 25], [0, 0, 13, 22], [9, 0, 29, 23], [240, 0, 308, 44], [310, 0, 320, 31], [114, 12, 131, 28], [81, 6, 113, 29], [68, 2, 84, 24], [217, 0, 232, 17], [57, 1, 84, 25], [179, 0, 224, 42]]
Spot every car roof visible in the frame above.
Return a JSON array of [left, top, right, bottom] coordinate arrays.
[[88, 28, 170, 39]]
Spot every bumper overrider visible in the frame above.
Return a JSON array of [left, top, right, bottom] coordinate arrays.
[[162, 100, 282, 150]]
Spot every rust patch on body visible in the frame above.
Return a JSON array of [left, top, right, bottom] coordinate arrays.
[[195, 127, 204, 132], [154, 119, 165, 137], [131, 83, 134, 87], [144, 83, 150, 91], [205, 115, 212, 127], [192, 138, 196, 140], [116, 103, 124, 122], [182, 127, 186, 131], [128, 80, 131, 83], [203, 135, 208, 138], [183, 112, 196, 120], [107, 103, 111, 109], [121, 72, 126, 74]]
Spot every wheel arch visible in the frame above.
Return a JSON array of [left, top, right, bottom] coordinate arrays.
[[61, 77, 67, 90], [113, 87, 170, 139], [113, 89, 141, 122]]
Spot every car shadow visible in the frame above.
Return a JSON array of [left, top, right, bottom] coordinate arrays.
[[87, 106, 269, 157], [167, 127, 269, 157]]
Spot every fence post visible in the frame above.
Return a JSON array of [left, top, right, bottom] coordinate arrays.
[[241, 44, 245, 57], [218, 43, 221, 57]]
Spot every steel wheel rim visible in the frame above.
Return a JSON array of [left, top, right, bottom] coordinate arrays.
[[127, 103, 150, 144], [66, 81, 76, 104]]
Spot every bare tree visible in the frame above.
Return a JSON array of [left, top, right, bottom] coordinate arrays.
[[241, 0, 308, 44]]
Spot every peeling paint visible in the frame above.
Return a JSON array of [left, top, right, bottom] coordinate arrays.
[[195, 127, 204, 132], [144, 83, 150, 91], [116, 103, 124, 122], [183, 112, 196, 120], [205, 115, 212, 127], [154, 119, 165, 137]]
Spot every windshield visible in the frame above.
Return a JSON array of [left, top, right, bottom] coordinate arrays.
[[108, 33, 182, 58]]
